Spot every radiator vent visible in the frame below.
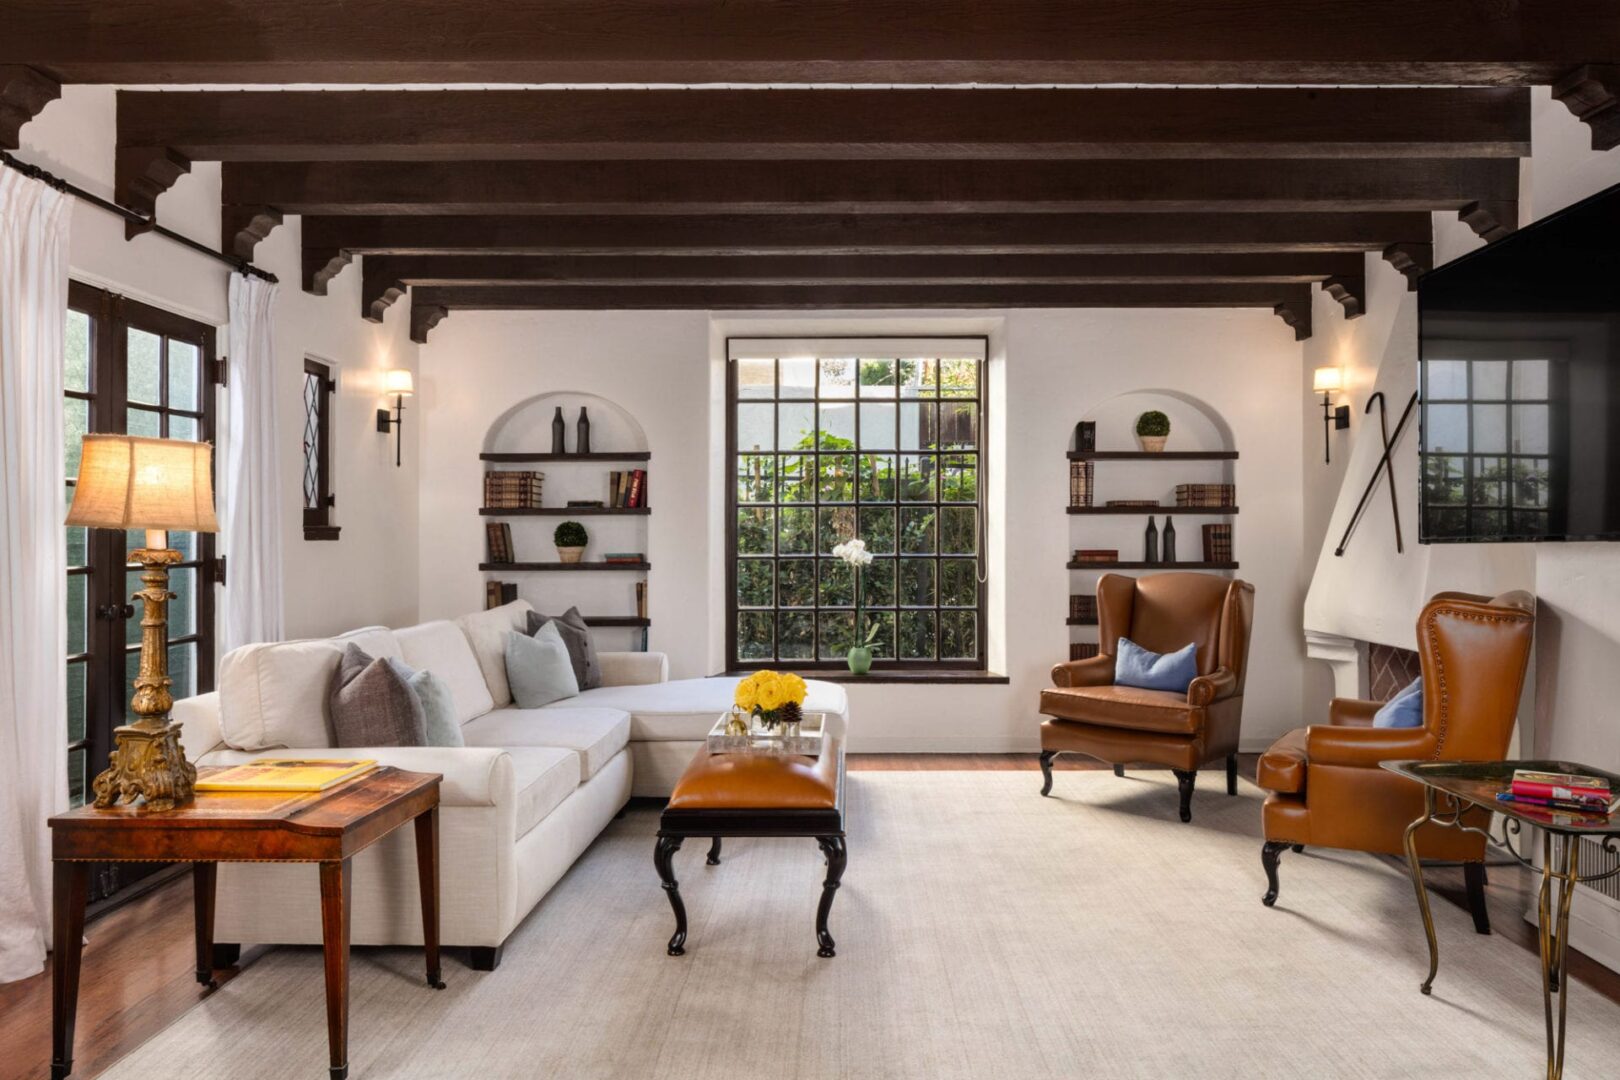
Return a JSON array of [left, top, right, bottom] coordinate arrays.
[[1578, 835, 1620, 903]]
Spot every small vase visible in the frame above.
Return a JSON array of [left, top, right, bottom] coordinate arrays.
[[1162, 517, 1177, 563], [846, 645, 873, 676], [1144, 517, 1159, 563], [750, 709, 780, 734], [1137, 434, 1168, 453], [556, 545, 584, 564], [551, 406, 566, 455], [576, 407, 592, 455]]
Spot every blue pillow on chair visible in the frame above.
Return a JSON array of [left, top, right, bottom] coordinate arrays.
[[1114, 638, 1200, 694], [1373, 676, 1424, 728]]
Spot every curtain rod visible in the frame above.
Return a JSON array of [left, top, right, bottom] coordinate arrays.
[[0, 149, 279, 286]]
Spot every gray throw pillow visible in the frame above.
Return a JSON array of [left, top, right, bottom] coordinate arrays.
[[329, 643, 427, 748], [526, 606, 602, 690], [506, 621, 580, 707], [387, 658, 464, 747]]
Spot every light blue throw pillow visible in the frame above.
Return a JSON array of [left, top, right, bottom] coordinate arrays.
[[387, 658, 463, 747], [1114, 637, 1200, 694], [1373, 676, 1425, 728], [506, 621, 580, 708]]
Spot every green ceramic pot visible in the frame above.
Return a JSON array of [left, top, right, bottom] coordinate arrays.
[[846, 645, 873, 676]]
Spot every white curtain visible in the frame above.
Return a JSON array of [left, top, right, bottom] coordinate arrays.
[[222, 272, 284, 653], [0, 169, 72, 983]]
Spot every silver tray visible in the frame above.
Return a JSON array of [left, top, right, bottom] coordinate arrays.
[[706, 711, 826, 757]]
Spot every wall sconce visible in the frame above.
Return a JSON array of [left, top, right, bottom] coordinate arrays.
[[376, 368, 414, 467], [1313, 366, 1351, 464]]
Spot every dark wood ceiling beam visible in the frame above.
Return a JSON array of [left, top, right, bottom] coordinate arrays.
[[299, 211, 1432, 293], [11, 1, 1617, 85], [360, 251, 1367, 321], [0, 65, 60, 149], [408, 282, 1315, 343], [116, 87, 1531, 163]]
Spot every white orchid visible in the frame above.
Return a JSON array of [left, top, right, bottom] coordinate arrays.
[[832, 538, 874, 566]]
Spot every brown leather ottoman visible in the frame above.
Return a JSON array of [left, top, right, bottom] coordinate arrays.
[[656, 734, 847, 957]]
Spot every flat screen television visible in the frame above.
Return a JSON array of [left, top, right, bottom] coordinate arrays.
[[1419, 181, 1620, 543]]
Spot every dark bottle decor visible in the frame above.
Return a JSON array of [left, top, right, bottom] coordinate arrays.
[[1075, 421, 1096, 452], [576, 407, 592, 454], [1162, 517, 1177, 563], [551, 407, 566, 454], [1144, 517, 1159, 563]]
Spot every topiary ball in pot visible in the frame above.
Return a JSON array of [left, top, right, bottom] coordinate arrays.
[[1135, 410, 1171, 452], [554, 520, 589, 563]]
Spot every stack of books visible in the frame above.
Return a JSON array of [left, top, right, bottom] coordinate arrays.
[[1201, 523, 1234, 563], [1072, 548, 1119, 564], [608, 469, 648, 509], [1176, 483, 1236, 508], [1070, 642, 1100, 661], [484, 470, 544, 509], [1106, 499, 1159, 508], [1498, 769, 1620, 815], [485, 522, 515, 563], [1068, 460, 1095, 508], [484, 581, 518, 609], [604, 551, 646, 565], [1069, 595, 1097, 621]]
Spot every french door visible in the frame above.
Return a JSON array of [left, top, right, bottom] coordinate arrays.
[[64, 281, 219, 901]]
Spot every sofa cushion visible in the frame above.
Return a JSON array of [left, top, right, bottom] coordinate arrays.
[[526, 607, 602, 690], [1038, 684, 1199, 735], [217, 638, 342, 751], [396, 620, 494, 724], [330, 644, 427, 747], [388, 659, 463, 747], [557, 676, 848, 742], [332, 626, 403, 662], [1257, 727, 1308, 795], [506, 623, 580, 708], [462, 705, 630, 780], [454, 599, 534, 709], [506, 746, 582, 839]]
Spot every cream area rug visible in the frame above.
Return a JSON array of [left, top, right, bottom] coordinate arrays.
[[100, 771, 1617, 1079]]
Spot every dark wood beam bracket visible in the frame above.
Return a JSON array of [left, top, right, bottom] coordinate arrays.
[[1554, 65, 1620, 152], [1381, 241, 1432, 289], [1273, 298, 1312, 342], [221, 203, 283, 260], [410, 302, 448, 345], [1457, 199, 1518, 241], [0, 65, 60, 149], [114, 146, 190, 233], [1321, 273, 1365, 319], [305, 247, 351, 295]]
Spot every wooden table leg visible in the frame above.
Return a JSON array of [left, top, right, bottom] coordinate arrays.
[[193, 862, 218, 989], [414, 807, 445, 989], [653, 834, 687, 956], [319, 860, 352, 1080], [51, 861, 90, 1080], [815, 835, 847, 959]]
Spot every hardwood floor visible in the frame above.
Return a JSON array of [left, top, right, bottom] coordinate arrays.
[[5, 752, 1615, 1080]]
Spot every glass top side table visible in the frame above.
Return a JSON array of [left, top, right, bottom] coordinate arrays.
[[1384, 758, 1620, 1080]]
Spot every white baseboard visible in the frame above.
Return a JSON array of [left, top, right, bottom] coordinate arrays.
[[1524, 885, 1620, 975]]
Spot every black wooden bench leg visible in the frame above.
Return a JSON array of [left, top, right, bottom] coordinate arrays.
[[815, 835, 847, 958], [654, 834, 687, 956]]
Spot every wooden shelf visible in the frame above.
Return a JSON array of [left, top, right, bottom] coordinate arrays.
[[1067, 561, 1238, 571], [1065, 617, 1098, 626], [482, 452, 651, 463], [581, 615, 650, 628], [1068, 450, 1238, 461], [1067, 505, 1238, 515], [480, 506, 649, 516], [480, 561, 650, 572]]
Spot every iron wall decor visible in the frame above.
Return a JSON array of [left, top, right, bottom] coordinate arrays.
[[1335, 390, 1418, 556]]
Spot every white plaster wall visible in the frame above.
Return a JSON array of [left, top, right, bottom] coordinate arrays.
[[18, 87, 421, 646], [419, 306, 1307, 752]]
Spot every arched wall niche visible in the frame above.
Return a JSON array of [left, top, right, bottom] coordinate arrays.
[[484, 390, 649, 455], [1073, 388, 1236, 455]]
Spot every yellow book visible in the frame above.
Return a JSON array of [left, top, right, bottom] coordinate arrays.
[[195, 759, 379, 793]]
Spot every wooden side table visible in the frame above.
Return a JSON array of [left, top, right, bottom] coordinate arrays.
[[49, 766, 443, 1080]]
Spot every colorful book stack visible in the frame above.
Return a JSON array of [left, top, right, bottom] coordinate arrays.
[[1072, 548, 1119, 564], [1498, 769, 1620, 815], [604, 551, 646, 565], [484, 581, 518, 609], [1201, 523, 1234, 563], [485, 522, 515, 563], [1070, 642, 1100, 661], [483, 470, 544, 509], [608, 469, 648, 509], [1175, 483, 1236, 508], [1069, 595, 1097, 621], [1068, 460, 1095, 508]]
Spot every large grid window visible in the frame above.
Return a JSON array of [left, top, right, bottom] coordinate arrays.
[[1422, 353, 1561, 540], [727, 340, 987, 671]]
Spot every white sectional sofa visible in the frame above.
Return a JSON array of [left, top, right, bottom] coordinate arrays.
[[173, 599, 849, 968]]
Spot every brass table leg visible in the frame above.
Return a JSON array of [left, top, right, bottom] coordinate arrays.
[[1537, 831, 1579, 1080], [1402, 785, 1441, 995]]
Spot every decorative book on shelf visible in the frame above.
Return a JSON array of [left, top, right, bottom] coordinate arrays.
[[485, 522, 515, 563], [484, 470, 544, 509], [1068, 460, 1094, 508], [1070, 642, 1101, 661], [607, 469, 648, 509], [1201, 523, 1234, 563], [604, 552, 646, 564], [1106, 499, 1160, 508], [1072, 549, 1119, 563], [1176, 483, 1236, 508], [485, 580, 518, 610], [1069, 595, 1097, 620]]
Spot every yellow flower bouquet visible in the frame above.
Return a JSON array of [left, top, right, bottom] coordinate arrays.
[[734, 669, 809, 730]]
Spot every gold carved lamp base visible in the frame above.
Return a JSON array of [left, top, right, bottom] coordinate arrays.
[[91, 543, 196, 812]]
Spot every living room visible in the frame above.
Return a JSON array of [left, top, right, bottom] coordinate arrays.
[[3, 7, 1620, 1078]]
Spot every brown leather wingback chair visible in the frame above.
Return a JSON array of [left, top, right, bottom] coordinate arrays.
[[1039, 572, 1255, 822], [1254, 590, 1535, 931]]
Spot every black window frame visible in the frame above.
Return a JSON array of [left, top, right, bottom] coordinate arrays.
[[302, 356, 339, 541], [724, 336, 990, 674]]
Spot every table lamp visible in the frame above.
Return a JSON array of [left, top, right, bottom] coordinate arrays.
[[66, 435, 218, 811]]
